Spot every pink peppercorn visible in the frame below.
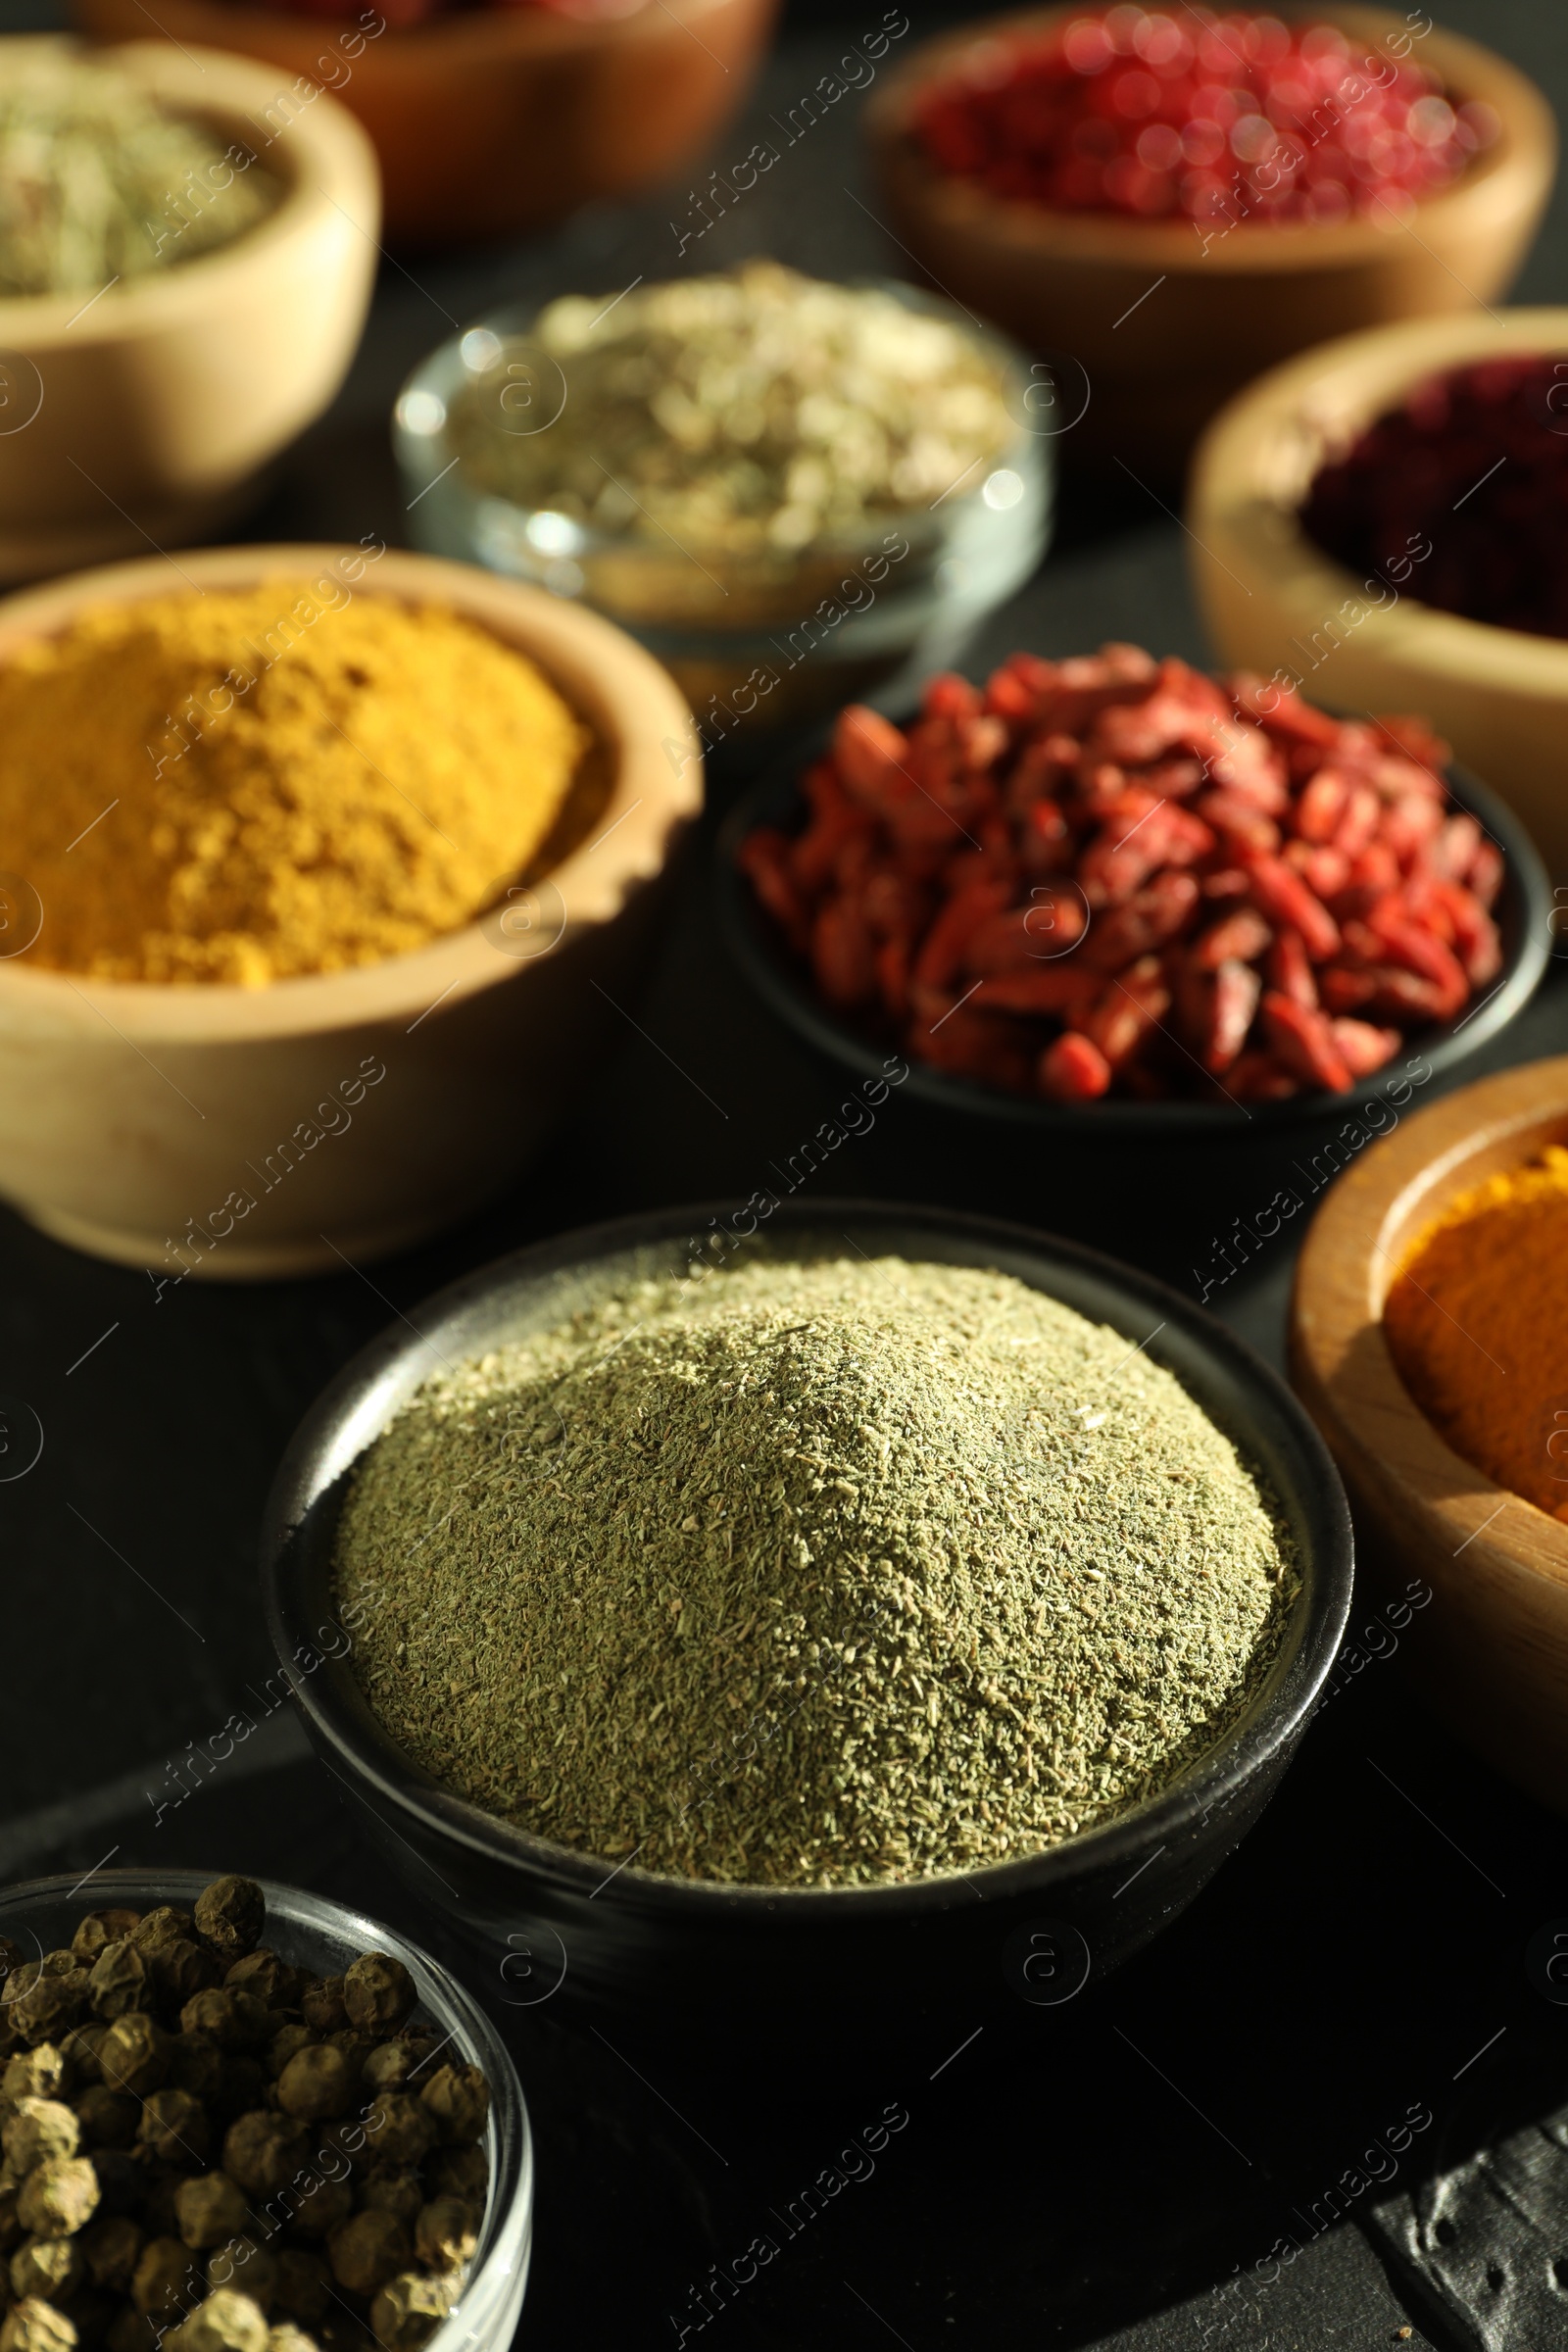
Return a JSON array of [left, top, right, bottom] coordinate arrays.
[[915, 6, 1497, 227]]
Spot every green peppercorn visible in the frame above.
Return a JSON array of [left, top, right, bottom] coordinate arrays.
[[14, 1971, 88, 2050], [206, 2239, 276, 2313], [72, 2090, 137, 2153], [354, 2050, 410, 2102], [86, 1946, 151, 2026], [368, 2273, 450, 2352], [4, 2100, 79, 2172], [70, 1914, 141, 1970], [411, 2201, 475, 2276], [192, 1886, 264, 1974], [1, 2295, 79, 2352], [2, 2049, 66, 2111], [417, 2068, 486, 2149], [339, 1965, 412, 2042], [360, 2101, 432, 2174], [267, 2325, 321, 2352], [177, 1997, 260, 2058], [421, 2147, 485, 2206], [325, 2213, 406, 2301], [270, 2252, 330, 2329], [265, 2031, 314, 2083], [130, 1913, 192, 1959], [170, 2289, 270, 2352], [80, 2215, 142, 2295], [56, 2028, 106, 2092], [17, 2158, 98, 2240], [10, 2230, 85, 2304], [277, 2048, 356, 2126], [172, 2174, 249, 2256], [132, 2235, 201, 2322], [223, 1959, 299, 2016], [136, 2091, 208, 2172], [220, 2119, 308, 2204], [299, 1984, 347, 2040], [152, 1944, 219, 2012], [354, 2176, 420, 2230], [97, 2018, 170, 2101]]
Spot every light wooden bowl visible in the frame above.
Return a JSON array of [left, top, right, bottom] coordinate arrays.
[[0, 545, 701, 1280], [1290, 1056, 1568, 1814], [1190, 307, 1568, 885], [0, 39, 378, 586], [863, 3, 1555, 466], [74, 0, 777, 249]]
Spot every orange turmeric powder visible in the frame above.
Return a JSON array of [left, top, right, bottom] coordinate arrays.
[[0, 580, 588, 985], [1383, 1145, 1568, 1520]]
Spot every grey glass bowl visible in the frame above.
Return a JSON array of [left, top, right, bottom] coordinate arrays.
[[261, 1200, 1353, 2047], [391, 282, 1053, 730], [0, 1870, 533, 2352]]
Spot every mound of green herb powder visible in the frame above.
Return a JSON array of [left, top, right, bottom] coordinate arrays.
[[334, 1256, 1297, 1888]]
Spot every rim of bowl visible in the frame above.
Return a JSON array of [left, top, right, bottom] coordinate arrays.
[[0, 1866, 532, 2352], [1191, 305, 1568, 694], [261, 1194, 1355, 1918], [0, 542, 701, 1041], [712, 726, 1551, 1137], [87, 0, 749, 63], [392, 276, 1049, 574], [0, 38, 379, 345], [863, 0, 1557, 276]]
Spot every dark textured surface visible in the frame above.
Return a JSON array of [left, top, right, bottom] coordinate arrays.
[[3, 0, 1568, 2343]]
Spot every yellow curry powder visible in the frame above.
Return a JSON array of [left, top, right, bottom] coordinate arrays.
[[0, 582, 588, 985], [1384, 1145, 1568, 1521]]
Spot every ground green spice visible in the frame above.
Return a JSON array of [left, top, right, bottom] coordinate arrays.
[[334, 1256, 1298, 1888]]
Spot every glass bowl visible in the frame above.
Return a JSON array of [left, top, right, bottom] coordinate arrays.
[[0, 1870, 533, 2352], [391, 282, 1053, 729]]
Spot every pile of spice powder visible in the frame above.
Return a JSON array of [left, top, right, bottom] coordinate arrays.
[[334, 1256, 1297, 1887], [451, 262, 1016, 559], [0, 52, 281, 298], [1384, 1146, 1568, 1520], [0, 584, 588, 984]]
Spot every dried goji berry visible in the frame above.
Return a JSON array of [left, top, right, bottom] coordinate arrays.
[[1039, 1032, 1111, 1102]]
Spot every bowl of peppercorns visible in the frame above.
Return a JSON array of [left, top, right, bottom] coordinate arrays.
[[0, 1873, 530, 2352], [1190, 306, 1568, 887], [862, 2, 1555, 465]]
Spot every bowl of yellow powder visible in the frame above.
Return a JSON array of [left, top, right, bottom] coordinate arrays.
[[0, 542, 700, 1277], [1292, 1053, 1568, 1823], [0, 37, 379, 586]]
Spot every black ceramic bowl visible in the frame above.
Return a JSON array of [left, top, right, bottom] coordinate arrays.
[[715, 748, 1551, 1139], [262, 1200, 1352, 2048]]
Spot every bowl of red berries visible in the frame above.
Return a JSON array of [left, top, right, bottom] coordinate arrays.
[[72, 0, 777, 246], [719, 643, 1549, 1132], [1190, 307, 1568, 887], [862, 3, 1554, 464]]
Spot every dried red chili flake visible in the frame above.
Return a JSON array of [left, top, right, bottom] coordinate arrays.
[[1300, 356, 1568, 640], [738, 646, 1508, 1107], [913, 7, 1495, 228]]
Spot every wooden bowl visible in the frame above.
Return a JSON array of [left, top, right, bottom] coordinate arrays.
[[0, 40, 379, 585], [1290, 1055, 1568, 1815], [74, 0, 777, 248], [1189, 307, 1568, 886], [0, 545, 700, 1280], [863, 3, 1555, 466]]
